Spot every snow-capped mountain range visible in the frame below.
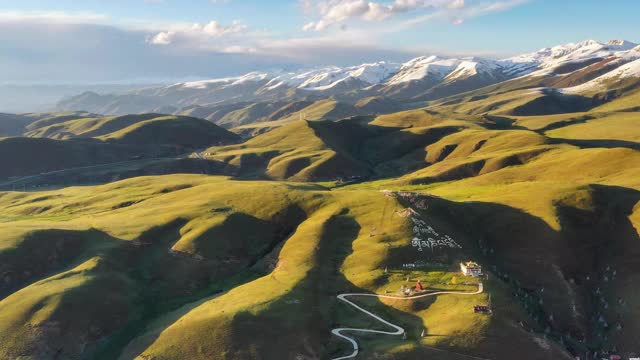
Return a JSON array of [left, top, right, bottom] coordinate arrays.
[[180, 61, 401, 92], [175, 39, 639, 91], [58, 39, 640, 115]]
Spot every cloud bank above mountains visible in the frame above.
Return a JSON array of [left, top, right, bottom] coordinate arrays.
[[300, 0, 468, 31], [0, 0, 629, 83]]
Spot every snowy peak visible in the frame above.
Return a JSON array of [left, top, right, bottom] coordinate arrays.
[[296, 61, 400, 90], [59, 38, 640, 116], [386, 56, 461, 85], [605, 57, 640, 78], [178, 62, 401, 93], [180, 77, 236, 90], [531, 39, 634, 60], [562, 57, 640, 94], [605, 39, 637, 50], [172, 38, 638, 95], [180, 72, 270, 90], [386, 56, 504, 86], [402, 55, 444, 67], [347, 62, 398, 84], [500, 39, 640, 77], [443, 58, 502, 82]]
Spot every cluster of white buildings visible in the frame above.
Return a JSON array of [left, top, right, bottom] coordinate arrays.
[[460, 261, 483, 276]]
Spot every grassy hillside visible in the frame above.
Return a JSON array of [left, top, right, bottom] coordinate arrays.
[[341, 104, 640, 357], [179, 97, 399, 135], [0, 113, 34, 136], [204, 120, 372, 181], [25, 113, 161, 139], [0, 137, 182, 179], [0, 111, 94, 137], [23, 111, 100, 132], [354, 96, 401, 114], [25, 113, 240, 148], [0, 113, 240, 181], [207, 113, 495, 182], [98, 115, 240, 148], [369, 108, 488, 128], [430, 88, 596, 116], [0, 175, 572, 360], [214, 102, 294, 128], [544, 112, 640, 143], [276, 99, 362, 123], [179, 101, 297, 128], [1, 74, 640, 360], [591, 87, 640, 112]]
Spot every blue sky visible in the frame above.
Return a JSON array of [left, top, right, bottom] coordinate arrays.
[[0, 0, 638, 83]]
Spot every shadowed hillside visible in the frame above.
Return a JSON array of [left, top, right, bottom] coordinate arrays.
[[0, 104, 638, 358], [0, 113, 240, 182], [1, 40, 640, 359], [0, 176, 573, 359], [24, 113, 240, 147]]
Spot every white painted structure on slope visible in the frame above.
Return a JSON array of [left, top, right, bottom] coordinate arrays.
[[461, 261, 483, 277]]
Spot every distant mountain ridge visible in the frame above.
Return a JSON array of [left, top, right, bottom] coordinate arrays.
[[57, 39, 639, 117]]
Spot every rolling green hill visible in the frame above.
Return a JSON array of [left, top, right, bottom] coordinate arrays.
[[429, 88, 597, 116], [179, 101, 299, 128], [0, 113, 240, 182], [204, 120, 372, 181], [25, 113, 162, 139], [23, 111, 100, 132], [1, 67, 639, 360], [205, 113, 494, 182], [178, 98, 391, 133], [0, 175, 573, 360], [0, 113, 34, 136], [25, 113, 240, 148], [591, 87, 640, 112], [544, 112, 640, 143], [0, 137, 189, 180], [97, 115, 240, 148]]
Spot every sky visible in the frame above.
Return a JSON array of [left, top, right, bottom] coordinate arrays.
[[0, 0, 638, 83]]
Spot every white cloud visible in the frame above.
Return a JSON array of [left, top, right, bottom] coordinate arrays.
[[203, 20, 246, 36], [148, 20, 247, 45], [388, 0, 527, 31], [448, 0, 465, 9], [302, 0, 525, 31], [303, 0, 400, 31], [0, 3, 532, 85], [149, 31, 175, 45], [302, 0, 448, 31], [221, 45, 256, 53], [0, 10, 109, 24]]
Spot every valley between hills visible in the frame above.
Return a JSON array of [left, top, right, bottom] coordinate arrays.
[[0, 39, 639, 360]]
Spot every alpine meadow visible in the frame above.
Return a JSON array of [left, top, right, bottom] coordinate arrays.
[[0, 1, 639, 359]]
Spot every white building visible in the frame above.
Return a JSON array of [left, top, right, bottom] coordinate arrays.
[[460, 261, 483, 276]]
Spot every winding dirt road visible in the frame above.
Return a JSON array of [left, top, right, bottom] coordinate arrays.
[[331, 282, 484, 360]]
